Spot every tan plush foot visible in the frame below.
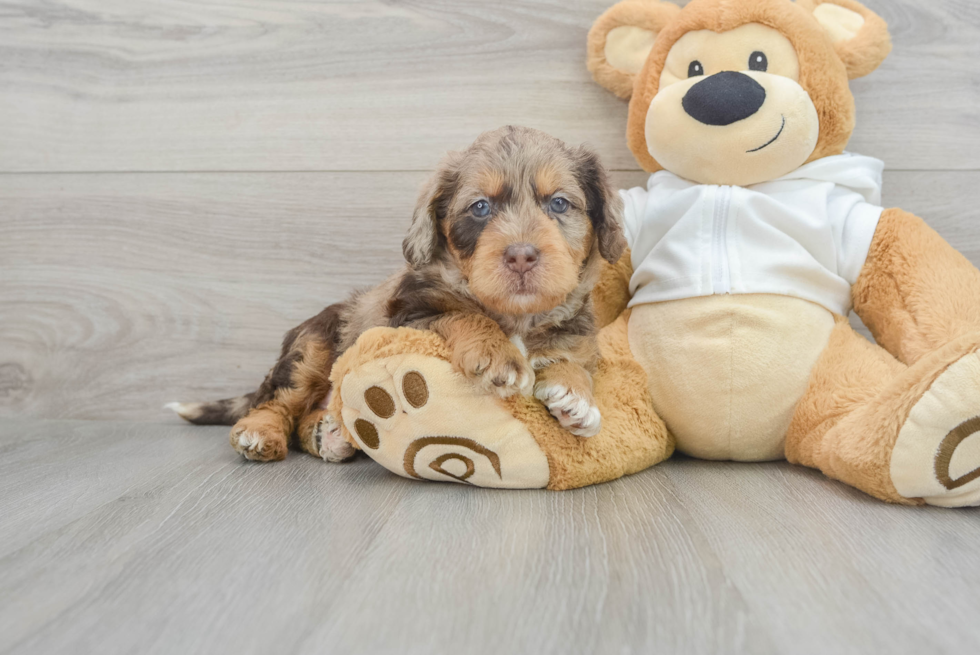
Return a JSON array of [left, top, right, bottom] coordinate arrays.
[[337, 354, 549, 488], [891, 351, 980, 507]]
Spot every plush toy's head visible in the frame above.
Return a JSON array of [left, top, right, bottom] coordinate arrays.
[[588, 0, 891, 186]]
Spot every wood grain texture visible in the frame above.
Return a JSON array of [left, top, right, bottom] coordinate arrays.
[[0, 170, 424, 421], [2, 170, 977, 421], [661, 459, 980, 654], [0, 0, 978, 173], [0, 419, 977, 655]]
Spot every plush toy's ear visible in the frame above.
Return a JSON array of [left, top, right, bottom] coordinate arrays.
[[403, 153, 461, 268], [799, 0, 892, 79], [587, 0, 681, 100]]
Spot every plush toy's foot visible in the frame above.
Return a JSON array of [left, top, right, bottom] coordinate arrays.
[[329, 321, 674, 490], [337, 353, 551, 488], [789, 322, 980, 507], [891, 350, 980, 507]]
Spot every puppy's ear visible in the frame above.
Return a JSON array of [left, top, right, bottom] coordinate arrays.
[[575, 148, 627, 264], [403, 153, 461, 268], [800, 0, 891, 79], [587, 0, 681, 99]]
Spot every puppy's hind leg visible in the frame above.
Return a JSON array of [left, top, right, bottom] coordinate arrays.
[[231, 402, 293, 462], [297, 394, 357, 463], [229, 302, 346, 462], [228, 343, 303, 462]]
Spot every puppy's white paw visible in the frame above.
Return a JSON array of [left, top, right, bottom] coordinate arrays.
[[316, 414, 357, 463], [534, 383, 601, 438]]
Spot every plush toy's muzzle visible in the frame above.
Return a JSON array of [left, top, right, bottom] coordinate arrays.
[[645, 62, 821, 186]]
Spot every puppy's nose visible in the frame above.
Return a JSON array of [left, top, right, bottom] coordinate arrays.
[[504, 244, 540, 275], [683, 71, 766, 126]]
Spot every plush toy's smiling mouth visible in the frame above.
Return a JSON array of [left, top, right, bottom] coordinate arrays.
[[747, 115, 786, 153]]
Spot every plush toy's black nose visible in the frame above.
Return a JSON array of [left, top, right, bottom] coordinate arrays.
[[682, 71, 766, 126]]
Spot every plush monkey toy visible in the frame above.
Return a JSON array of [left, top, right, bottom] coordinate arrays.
[[330, 0, 980, 507]]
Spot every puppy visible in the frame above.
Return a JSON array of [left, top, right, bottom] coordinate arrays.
[[169, 126, 626, 462]]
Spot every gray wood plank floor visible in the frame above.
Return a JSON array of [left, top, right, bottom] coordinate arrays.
[[2, 0, 980, 653], [2, 418, 979, 655]]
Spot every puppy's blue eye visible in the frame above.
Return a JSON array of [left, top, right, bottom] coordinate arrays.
[[550, 197, 569, 214], [471, 200, 490, 218]]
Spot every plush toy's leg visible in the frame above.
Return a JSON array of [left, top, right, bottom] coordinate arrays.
[[854, 208, 980, 364], [786, 316, 980, 507], [326, 311, 673, 490]]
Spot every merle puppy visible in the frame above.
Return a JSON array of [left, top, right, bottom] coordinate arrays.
[[170, 126, 626, 462]]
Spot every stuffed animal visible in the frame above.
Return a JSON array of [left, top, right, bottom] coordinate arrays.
[[328, 0, 980, 507]]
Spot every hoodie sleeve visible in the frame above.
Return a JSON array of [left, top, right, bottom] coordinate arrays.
[[619, 186, 649, 250], [831, 188, 884, 285]]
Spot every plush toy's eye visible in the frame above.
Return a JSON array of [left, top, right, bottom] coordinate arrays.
[[549, 197, 569, 214], [688, 61, 704, 78], [749, 51, 768, 72], [471, 200, 491, 218]]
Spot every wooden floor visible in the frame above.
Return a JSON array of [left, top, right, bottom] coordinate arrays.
[[3, 418, 980, 655], [2, 0, 980, 653]]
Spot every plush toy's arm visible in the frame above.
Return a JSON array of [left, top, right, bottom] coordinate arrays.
[[852, 208, 980, 365], [592, 248, 634, 328]]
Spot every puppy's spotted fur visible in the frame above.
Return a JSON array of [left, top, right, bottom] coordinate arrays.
[[171, 126, 626, 461]]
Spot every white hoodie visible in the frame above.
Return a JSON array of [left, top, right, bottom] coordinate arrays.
[[620, 153, 885, 316]]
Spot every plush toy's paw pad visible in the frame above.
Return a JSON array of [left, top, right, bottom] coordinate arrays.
[[315, 414, 357, 463], [230, 426, 287, 462], [534, 383, 601, 438], [339, 354, 549, 488], [892, 351, 980, 507]]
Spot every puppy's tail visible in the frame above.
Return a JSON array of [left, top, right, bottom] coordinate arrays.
[[165, 393, 256, 426]]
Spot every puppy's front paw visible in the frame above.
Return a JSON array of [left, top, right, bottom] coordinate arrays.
[[534, 383, 601, 438], [315, 414, 357, 463], [452, 340, 534, 398]]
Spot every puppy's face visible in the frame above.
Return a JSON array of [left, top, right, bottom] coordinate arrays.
[[445, 154, 598, 315], [403, 127, 626, 316]]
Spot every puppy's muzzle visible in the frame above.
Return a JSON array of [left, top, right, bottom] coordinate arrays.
[[504, 243, 540, 275], [683, 71, 766, 126]]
